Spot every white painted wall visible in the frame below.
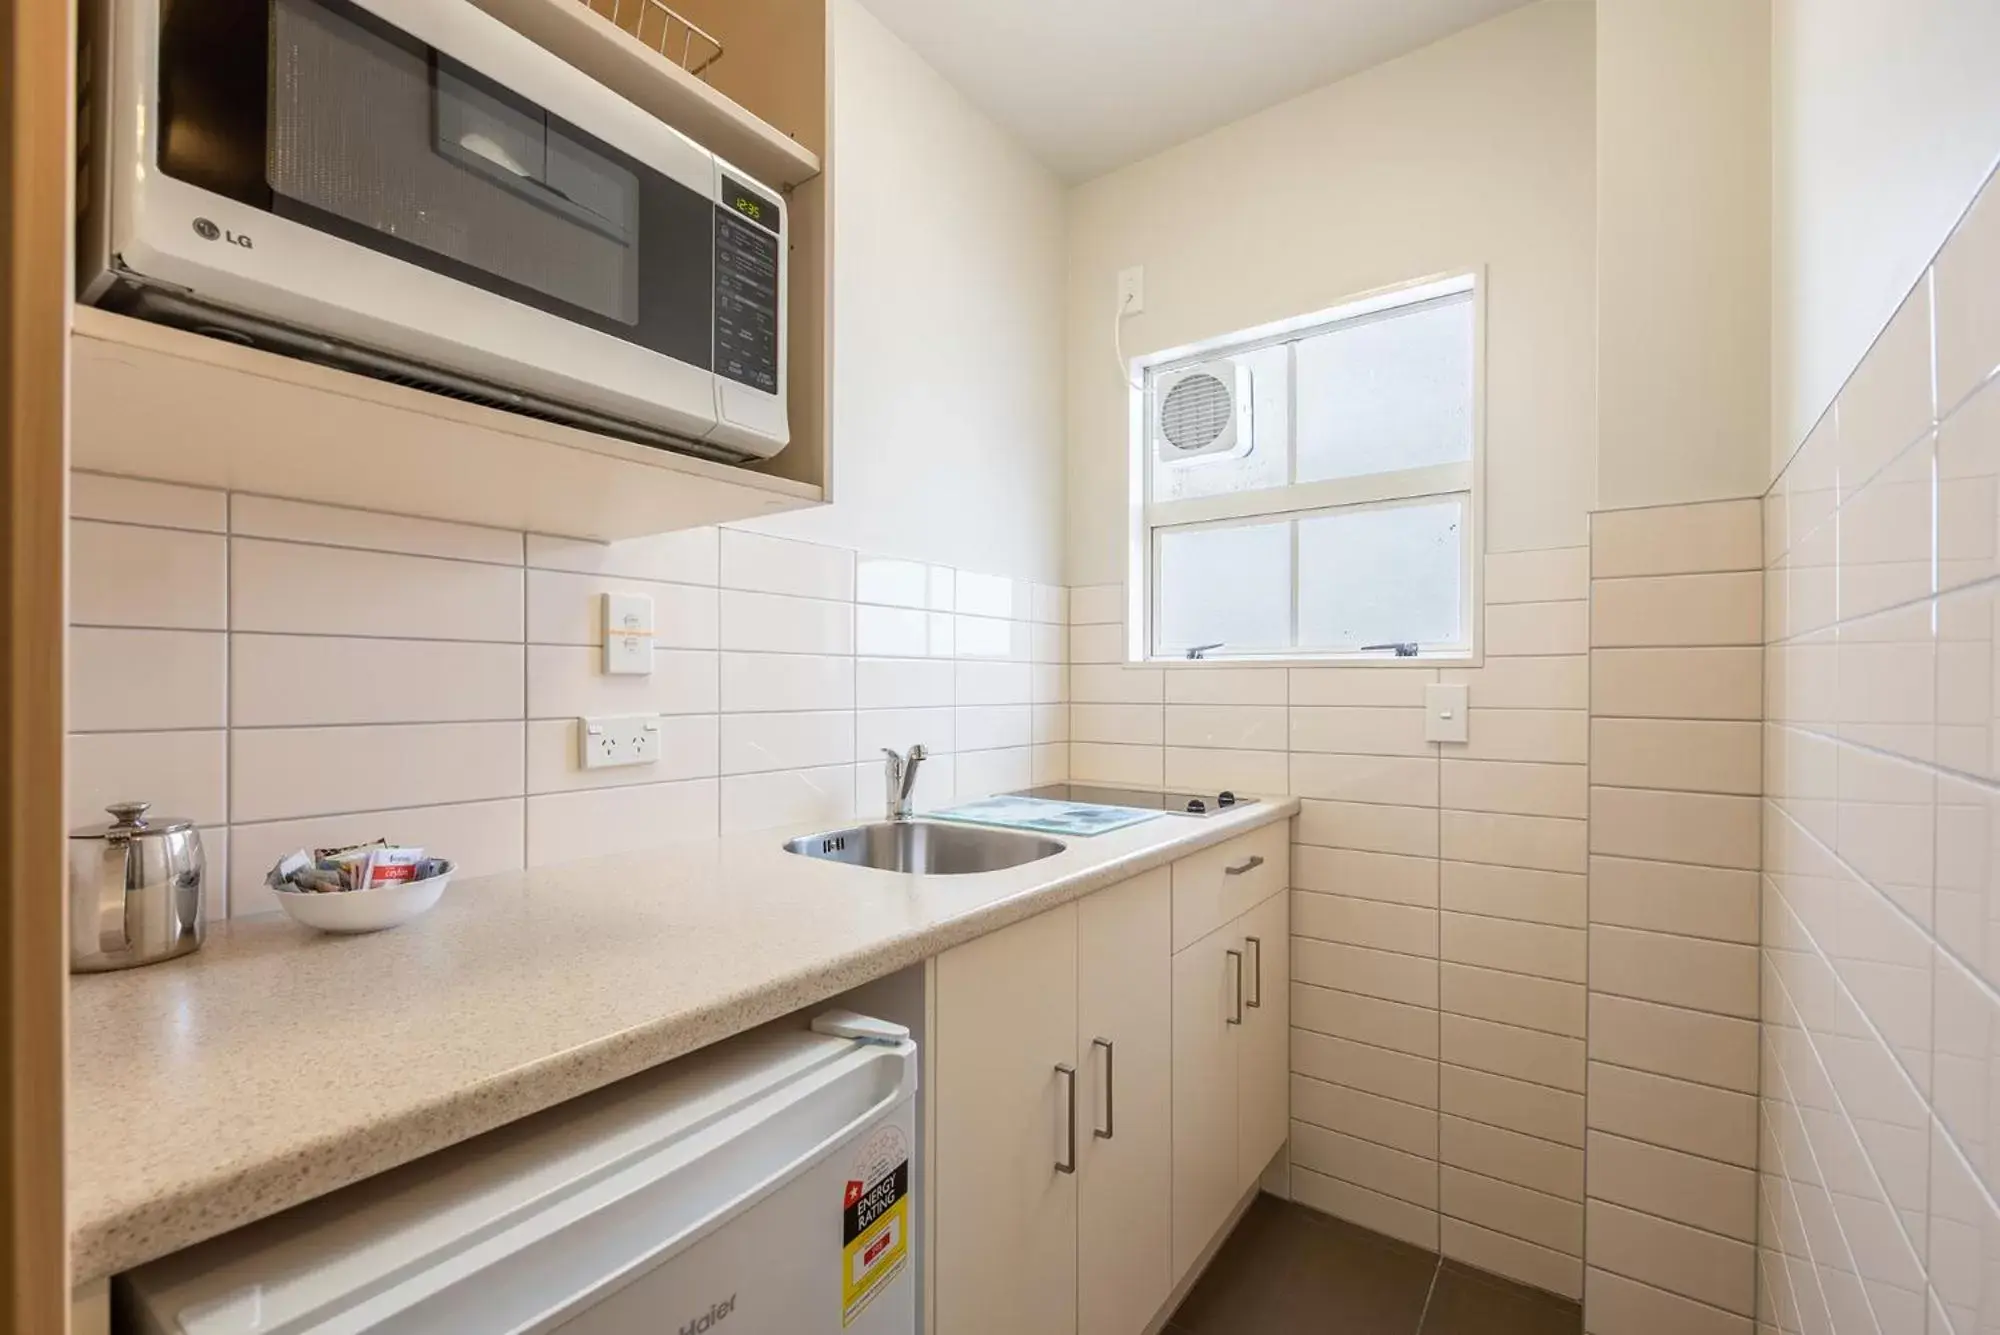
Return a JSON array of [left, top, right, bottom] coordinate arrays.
[[1772, 0, 2000, 471], [742, 0, 1067, 583], [1596, 0, 1771, 510], [1063, 0, 1596, 587]]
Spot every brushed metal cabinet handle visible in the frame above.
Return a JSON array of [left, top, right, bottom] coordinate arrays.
[[1226, 949, 1244, 1026], [1056, 1063, 1078, 1174], [1224, 855, 1265, 876], [1245, 935, 1263, 1009], [1092, 1037, 1115, 1140]]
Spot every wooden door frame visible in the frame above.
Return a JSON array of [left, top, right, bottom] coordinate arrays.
[[2, 0, 72, 1328]]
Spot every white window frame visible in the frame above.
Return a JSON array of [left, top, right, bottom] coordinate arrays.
[[1125, 270, 1486, 666]]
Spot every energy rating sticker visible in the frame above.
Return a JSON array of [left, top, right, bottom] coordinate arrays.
[[841, 1126, 910, 1327]]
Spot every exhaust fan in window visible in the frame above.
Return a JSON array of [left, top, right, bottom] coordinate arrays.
[[1153, 362, 1252, 467]]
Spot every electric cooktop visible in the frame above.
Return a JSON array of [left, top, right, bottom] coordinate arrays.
[[1008, 783, 1259, 817]]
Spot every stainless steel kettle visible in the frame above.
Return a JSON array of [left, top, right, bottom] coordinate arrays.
[[68, 801, 206, 972]]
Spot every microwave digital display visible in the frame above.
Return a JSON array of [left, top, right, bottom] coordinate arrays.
[[724, 177, 782, 235]]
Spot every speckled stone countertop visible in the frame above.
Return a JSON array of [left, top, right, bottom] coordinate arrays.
[[69, 798, 1295, 1283]]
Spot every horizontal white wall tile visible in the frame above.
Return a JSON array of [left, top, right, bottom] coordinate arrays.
[[1167, 666, 1288, 705], [856, 657, 953, 710], [719, 529, 853, 601], [719, 711, 853, 775], [720, 653, 853, 713], [856, 707, 955, 758], [1291, 667, 1435, 707], [1591, 500, 1763, 579], [73, 521, 227, 630], [238, 539, 521, 641], [719, 589, 853, 655], [230, 722, 524, 823], [69, 628, 225, 732], [1071, 664, 1162, 704], [1486, 547, 1589, 604], [232, 636, 522, 726], [1442, 657, 1589, 711], [854, 557, 948, 610], [526, 646, 718, 719], [719, 764, 856, 834], [954, 746, 1033, 800], [956, 660, 1032, 706], [71, 474, 225, 531], [1163, 746, 1289, 793], [1069, 584, 1122, 625], [1165, 703, 1288, 751], [1070, 703, 1164, 746], [233, 495, 522, 565], [1067, 741, 1164, 788], [1485, 601, 1587, 657], [526, 779, 718, 866], [955, 705, 1031, 752], [68, 730, 227, 829]]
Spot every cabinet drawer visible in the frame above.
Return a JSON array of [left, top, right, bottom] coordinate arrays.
[[1171, 822, 1288, 953]]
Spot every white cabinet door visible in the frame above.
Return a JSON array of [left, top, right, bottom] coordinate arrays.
[[1235, 889, 1291, 1189], [1170, 919, 1242, 1283], [935, 904, 1080, 1335], [1076, 869, 1173, 1335]]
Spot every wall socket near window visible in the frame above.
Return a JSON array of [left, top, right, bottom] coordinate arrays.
[[580, 715, 661, 769], [1117, 266, 1145, 314], [1424, 682, 1469, 743]]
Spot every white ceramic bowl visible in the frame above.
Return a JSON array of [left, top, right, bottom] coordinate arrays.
[[273, 863, 454, 934]]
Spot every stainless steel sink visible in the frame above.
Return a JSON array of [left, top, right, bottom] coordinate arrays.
[[784, 820, 1064, 875]]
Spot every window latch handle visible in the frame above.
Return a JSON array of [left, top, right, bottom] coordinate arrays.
[[1186, 642, 1225, 660], [1360, 642, 1421, 657]]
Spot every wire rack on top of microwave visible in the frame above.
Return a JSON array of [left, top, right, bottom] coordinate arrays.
[[579, 0, 724, 77]]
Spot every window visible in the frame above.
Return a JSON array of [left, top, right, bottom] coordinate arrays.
[[1133, 275, 1479, 661]]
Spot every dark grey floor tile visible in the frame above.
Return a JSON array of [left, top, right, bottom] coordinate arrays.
[[1417, 1259, 1582, 1335], [1170, 1196, 1438, 1334]]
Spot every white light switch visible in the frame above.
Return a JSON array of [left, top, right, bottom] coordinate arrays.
[[602, 592, 653, 676], [579, 715, 661, 769], [1424, 682, 1469, 744]]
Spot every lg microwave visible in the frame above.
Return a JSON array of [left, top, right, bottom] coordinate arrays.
[[78, 0, 789, 463]]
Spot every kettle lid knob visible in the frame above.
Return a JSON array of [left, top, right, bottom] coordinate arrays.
[[104, 801, 151, 831]]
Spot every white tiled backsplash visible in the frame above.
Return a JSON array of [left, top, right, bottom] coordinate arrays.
[[67, 478, 1069, 918]]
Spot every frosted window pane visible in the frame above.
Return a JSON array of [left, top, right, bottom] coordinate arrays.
[[1151, 343, 1290, 503], [1156, 521, 1292, 654], [1297, 499, 1464, 649], [1295, 295, 1472, 483]]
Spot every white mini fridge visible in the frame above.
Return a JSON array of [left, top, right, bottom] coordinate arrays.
[[121, 1023, 919, 1334]]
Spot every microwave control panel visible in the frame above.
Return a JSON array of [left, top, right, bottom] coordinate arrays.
[[713, 177, 781, 395]]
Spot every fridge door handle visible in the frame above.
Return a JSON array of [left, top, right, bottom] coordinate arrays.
[[1092, 1037, 1115, 1140], [1056, 1063, 1078, 1174], [1226, 949, 1244, 1025]]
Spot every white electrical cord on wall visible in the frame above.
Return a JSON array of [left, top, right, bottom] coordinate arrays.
[[1113, 290, 1144, 391]]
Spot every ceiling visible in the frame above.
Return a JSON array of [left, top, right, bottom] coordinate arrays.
[[859, 0, 1539, 181]]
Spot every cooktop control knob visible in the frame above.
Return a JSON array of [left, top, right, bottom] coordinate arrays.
[[1218, 790, 1237, 807], [1186, 798, 1207, 814]]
